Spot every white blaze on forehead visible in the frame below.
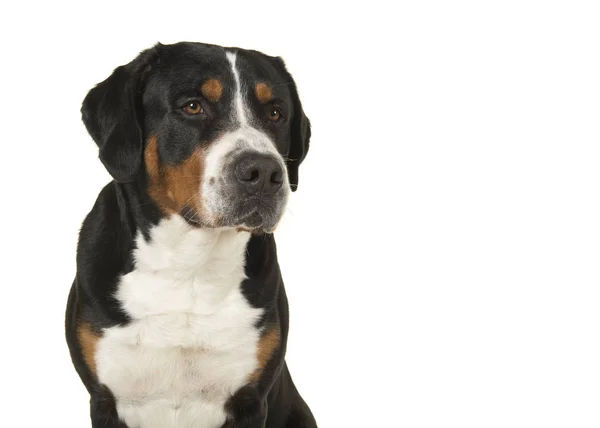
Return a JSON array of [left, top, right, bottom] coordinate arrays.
[[226, 52, 248, 126]]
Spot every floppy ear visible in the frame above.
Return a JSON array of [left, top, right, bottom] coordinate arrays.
[[271, 57, 311, 192], [288, 103, 311, 192], [81, 47, 157, 182]]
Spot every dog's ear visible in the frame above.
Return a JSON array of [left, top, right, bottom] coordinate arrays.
[[288, 106, 311, 192], [81, 47, 158, 182], [271, 57, 311, 192]]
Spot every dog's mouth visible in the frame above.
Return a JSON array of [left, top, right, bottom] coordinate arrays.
[[180, 198, 283, 232]]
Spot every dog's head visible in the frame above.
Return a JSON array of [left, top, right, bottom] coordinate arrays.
[[82, 42, 310, 233]]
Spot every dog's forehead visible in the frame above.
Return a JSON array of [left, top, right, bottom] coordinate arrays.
[[148, 44, 290, 99]]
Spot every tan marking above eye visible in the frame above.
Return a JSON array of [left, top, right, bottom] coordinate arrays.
[[201, 79, 223, 102], [255, 82, 273, 103]]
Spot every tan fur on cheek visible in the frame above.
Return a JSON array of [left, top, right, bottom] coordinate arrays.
[[144, 136, 207, 222], [249, 324, 280, 383], [255, 83, 273, 103], [201, 79, 223, 102], [78, 322, 101, 377]]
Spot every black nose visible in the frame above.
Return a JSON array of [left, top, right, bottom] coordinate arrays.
[[235, 153, 283, 195]]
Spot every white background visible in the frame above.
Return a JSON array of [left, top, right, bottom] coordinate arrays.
[[1, 1, 599, 427]]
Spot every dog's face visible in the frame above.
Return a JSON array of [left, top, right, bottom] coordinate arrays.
[[82, 42, 310, 232]]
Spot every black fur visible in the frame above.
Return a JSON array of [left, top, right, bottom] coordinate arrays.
[[65, 42, 315, 428], [81, 48, 157, 182], [269, 56, 311, 192]]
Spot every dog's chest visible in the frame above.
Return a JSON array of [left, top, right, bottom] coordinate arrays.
[[95, 217, 262, 428]]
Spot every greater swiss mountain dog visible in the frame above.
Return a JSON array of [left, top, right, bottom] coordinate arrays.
[[65, 42, 316, 428]]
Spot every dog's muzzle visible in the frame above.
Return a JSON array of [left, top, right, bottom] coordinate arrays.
[[226, 151, 288, 231]]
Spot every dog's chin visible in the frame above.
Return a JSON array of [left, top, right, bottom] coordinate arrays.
[[241, 212, 264, 229], [234, 209, 281, 234]]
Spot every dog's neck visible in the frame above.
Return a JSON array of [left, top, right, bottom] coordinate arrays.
[[134, 215, 250, 273], [127, 214, 251, 311]]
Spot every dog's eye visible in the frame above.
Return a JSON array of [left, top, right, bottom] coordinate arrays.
[[183, 102, 203, 115], [268, 108, 281, 122]]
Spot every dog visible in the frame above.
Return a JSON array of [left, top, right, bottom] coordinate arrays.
[[65, 41, 316, 428]]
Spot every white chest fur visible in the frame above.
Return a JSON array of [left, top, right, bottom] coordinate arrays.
[[95, 216, 263, 428]]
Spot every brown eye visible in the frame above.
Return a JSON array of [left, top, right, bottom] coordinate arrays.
[[268, 108, 281, 121], [183, 102, 203, 115]]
